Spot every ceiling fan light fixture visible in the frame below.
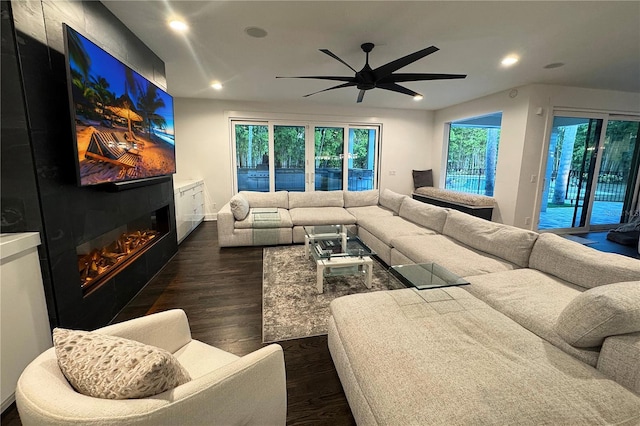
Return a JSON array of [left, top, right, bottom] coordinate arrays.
[[168, 19, 188, 32], [413, 95, 424, 101], [210, 81, 223, 90], [501, 55, 519, 67]]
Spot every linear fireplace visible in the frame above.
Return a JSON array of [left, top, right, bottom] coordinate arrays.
[[77, 206, 170, 296]]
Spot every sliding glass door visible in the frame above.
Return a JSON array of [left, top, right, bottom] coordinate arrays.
[[274, 125, 306, 192], [232, 120, 380, 193], [234, 123, 269, 192], [538, 113, 640, 231]]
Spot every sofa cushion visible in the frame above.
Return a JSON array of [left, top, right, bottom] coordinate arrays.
[[412, 169, 433, 189], [289, 207, 356, 226], [229, 193, 250, 220], [556, 281, 640, 348], [378, 189, 406, 214], [442, 210, 538, 268], [239, 191, 289, 209], [289, 190, 344, 208], [399, 197, 448, 233], [465, 269, 599, 366], [529, 233, 640, 289], [234, 208, 293, 229], [346, 205, 394, 221], [391, 234, 518, 276], [53, 328, 191, 399], [344, 189, 379, 207], [357, 215, 436, 246], [329, 289, 640, 425]]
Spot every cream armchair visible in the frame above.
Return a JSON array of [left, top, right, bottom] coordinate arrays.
[[16, 309, 287, 426]]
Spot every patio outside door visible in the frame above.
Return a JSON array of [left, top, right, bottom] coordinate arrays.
[[538, 114, 640, 231]]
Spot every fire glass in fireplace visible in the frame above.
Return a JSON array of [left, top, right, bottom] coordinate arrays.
[[77, 206, 169, 294]]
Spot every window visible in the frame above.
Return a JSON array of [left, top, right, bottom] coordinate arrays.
[[234, 123, 269, 192], [231, 119, 380, 193], [445, 113, 502, 196], [348, 128, 377, 191]]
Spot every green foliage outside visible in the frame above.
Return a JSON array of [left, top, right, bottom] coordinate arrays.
[[314, 127, 344, 168], [552, 120, 638, 181], [447, 126, 500, 172], [351, 129, 372, 169], [274, 126, 305, 168], [235, 125, 268, 168]]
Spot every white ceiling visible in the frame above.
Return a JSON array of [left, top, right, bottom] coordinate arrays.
[[102, 1, 640, 111]]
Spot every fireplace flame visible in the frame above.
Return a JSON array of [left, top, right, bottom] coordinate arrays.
[[79, 229, 160, 288]]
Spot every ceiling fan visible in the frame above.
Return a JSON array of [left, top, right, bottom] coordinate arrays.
[[276, 43, 467, 103]]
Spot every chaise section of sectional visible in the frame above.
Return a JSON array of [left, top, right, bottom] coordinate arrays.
[[328, 288, 640, 425], [464, 233, 640, 365]]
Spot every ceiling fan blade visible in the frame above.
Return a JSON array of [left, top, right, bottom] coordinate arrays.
[[379, 73, 467, 83], [319, 49, 358, 73], [357, 90, 366, 103], [373, 46, 439, 80], [376, 83, 421, 97], [276, 76, 354, 82], [303, 82, 357, 98]]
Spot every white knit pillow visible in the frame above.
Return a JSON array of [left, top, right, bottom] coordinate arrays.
[[53, 328, 191, 399], [229, 193, 250, 220]]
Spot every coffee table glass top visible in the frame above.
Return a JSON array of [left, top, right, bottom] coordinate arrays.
[[389, 263, 469, 290], [304, 225, 374, 260]]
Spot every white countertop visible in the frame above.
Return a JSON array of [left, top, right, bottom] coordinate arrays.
[[0, 232, 42, 260]]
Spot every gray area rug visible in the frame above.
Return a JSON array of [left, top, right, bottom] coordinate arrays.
[[262, 245, 403, 343]]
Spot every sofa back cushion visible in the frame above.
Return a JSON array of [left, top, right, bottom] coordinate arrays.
[[229, 193, 250, 220], [398, 197, 448, 233], [529, 233, 640, 289], [555, 281, 640, 348], [239, 191, 289, 209], [344, 189, 379, 207], [379, 189, 406, 214], [442, 210, 538, 268], [289, 190, 343, 208]]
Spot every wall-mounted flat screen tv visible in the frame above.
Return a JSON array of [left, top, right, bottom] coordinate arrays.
[[63, 24, 176, 187]]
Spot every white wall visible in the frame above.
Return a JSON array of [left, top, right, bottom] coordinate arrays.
[[173, 99, 433, 219], [433, 84, 640, 228]]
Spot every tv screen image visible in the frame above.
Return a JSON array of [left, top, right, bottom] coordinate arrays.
[[64, 25, 176, 186]]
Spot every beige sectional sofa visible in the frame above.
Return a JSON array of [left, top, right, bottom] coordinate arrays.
[[218, 188, 640, 424]]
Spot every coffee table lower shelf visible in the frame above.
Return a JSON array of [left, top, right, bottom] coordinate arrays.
[[315, 256, 373, 293]]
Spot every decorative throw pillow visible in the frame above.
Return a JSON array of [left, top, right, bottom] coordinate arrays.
[[555, 281, 640, 348], [412, 169, 433, 189], [229, 193, 250, 221], [53, 328, 191, 399]]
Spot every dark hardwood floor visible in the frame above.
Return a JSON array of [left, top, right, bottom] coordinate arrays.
[[2, 222, 355, 426], [571, 231, 640, 259]]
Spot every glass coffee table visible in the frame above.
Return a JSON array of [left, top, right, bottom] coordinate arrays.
[[303, 225, 375, 294], [389, 263, 469, 290]]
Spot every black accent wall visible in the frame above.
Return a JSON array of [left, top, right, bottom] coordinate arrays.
[[1, 0, 178, 330]]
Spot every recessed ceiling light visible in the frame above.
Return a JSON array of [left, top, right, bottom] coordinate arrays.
[[501, 55, 519, 67], [169, 19, 188, 32], [544, 62, 565, 69], [211, 81, 223, 90], [245, 27, 268, 38], [413, 95, 424, 101]]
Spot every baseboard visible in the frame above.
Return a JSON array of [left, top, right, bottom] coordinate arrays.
[[2, 392, 15, 414], [204, 213, 217, 221]]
